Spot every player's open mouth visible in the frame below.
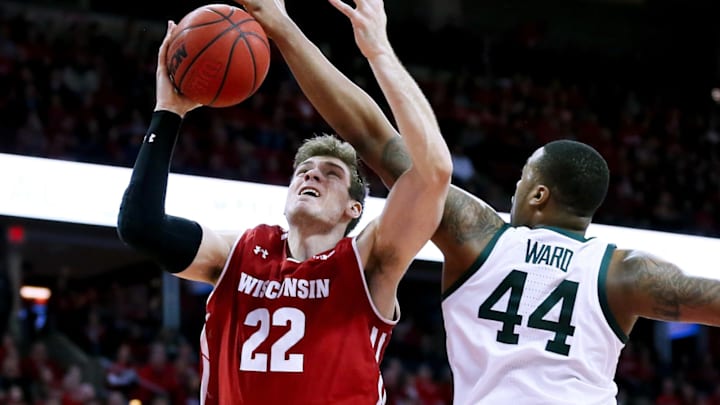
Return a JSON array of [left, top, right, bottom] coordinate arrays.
[[299, 187, 320, 197]]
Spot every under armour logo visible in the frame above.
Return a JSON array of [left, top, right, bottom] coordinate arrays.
[[312, 250, 335, 261], [253, 245, 269, 259], [144, 133, 156, 143]]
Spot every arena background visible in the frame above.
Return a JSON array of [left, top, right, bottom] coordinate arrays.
[[1, 0, 720, 403]]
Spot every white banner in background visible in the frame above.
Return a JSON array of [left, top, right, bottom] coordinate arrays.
[[1, 153, 719, 279]]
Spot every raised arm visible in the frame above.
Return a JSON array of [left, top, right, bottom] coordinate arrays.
[[116, 22, 232, 285], [234, 0, 405, 186], [235, 0, 504, 292], [329, 0, 452, 315], [607, 248, 720, 334]]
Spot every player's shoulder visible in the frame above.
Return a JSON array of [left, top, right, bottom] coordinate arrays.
[[607, 247, 653, 274], [516, 225, 609, 245], [251, 223, 287, 235], [245, 224, 288, 247]]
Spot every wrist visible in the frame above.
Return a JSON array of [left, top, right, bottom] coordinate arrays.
[[148, 110, 183, 139], [154, 105, 188, 119], [365, 46, 395, 63]]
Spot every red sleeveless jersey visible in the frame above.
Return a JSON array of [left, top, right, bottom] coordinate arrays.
[[199, 224, 397, 405]]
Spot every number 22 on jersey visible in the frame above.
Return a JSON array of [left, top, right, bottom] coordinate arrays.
[[240, 307, 305, 372]]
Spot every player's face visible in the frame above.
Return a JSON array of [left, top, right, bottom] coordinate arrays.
[[285, 156, 359, 230], [510, 148, 544, 227]]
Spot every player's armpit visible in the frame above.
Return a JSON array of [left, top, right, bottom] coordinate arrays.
[[616, 249, 720, 326]]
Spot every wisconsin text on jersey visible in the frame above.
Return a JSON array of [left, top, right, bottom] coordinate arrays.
[[238, 272, 330, 299], [525, 239, 574, 272]]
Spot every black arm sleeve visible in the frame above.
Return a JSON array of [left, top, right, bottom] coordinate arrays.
[[117, 110, 203, 273]]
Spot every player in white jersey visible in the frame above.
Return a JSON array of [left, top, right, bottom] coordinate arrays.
[[443, 224, 624, 403], [441, 142, 720, 404], [249, 18, 720, 399]]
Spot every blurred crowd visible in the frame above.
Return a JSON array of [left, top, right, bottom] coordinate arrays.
[[2, 2, 720, 404], [1, 3, 719, 237]]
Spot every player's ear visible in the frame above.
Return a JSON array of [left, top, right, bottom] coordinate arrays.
[[530, 185, 550, 207], [347, 201, 362, 219]]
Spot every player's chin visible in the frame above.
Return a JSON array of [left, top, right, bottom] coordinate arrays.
[[286, 204, 316, 220]]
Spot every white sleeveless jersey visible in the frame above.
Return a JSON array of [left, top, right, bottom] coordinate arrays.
[[442, 225, 627, 405]]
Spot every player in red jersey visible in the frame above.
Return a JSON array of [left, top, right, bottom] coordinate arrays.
[[115, 0, 452, 403], [238, 0, 720, 403]]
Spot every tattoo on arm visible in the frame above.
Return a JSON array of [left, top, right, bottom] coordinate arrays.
[[380, 135, 503, 247], [629, 251, 720, 320], [440, 187, 504, 245], [381, 136, 411, 180]]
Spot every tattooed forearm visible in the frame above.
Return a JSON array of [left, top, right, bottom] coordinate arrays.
[[627, 251, 720, 320], [381, 135, 411, 180], [438, 187, 504, 245], [377, 134, 503, 248]]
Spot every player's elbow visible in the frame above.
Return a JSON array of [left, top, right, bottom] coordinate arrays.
[[439, 158, 454, 183], [117, 204, 152, 248], [116, 191, 161, 249], [427, 155, 453, 190], [426, 138, 453, 187]]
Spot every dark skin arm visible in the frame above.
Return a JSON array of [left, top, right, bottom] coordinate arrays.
[[433, 187, 506, 290], [607, 248, 720, 335]]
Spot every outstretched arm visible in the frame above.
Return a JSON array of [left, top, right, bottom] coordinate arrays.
[[329, 0, 452, 316], [235, 0, 505, 292], [607, 248, 720, 334], [235, 0, 407, 185], [117, 22, 231, 285]]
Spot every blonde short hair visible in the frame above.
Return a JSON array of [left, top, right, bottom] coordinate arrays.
[[293, 134, 368, 235]]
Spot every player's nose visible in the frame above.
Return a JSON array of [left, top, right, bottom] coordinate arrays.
[[304, 168, 322, 182]]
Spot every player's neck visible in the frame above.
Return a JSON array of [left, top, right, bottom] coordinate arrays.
[[534, 214, 590, 236], [285, 228, 345, 262]]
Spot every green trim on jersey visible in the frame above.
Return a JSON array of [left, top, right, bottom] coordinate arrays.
[[536, 225, 591, 242], [597, 244, 628, 343], [442, 223, 511, 301]]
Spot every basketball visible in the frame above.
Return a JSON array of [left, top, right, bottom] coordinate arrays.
[[165, 4, 271, 108]]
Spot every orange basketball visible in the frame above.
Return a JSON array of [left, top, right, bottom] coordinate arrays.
[[166, 4, 271, 108]]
